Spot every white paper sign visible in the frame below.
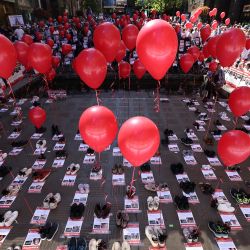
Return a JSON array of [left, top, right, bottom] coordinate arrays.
[[28, 182, 45, 193], [177, 210, 196, 228], [53, 142, 65, 151], [30, 207, 50, 225], [30, 133, 43, 140], [183, 191, 199, 204], [202, 169, 217, 180], [83, 155, 95, 164], [52, 158, 65, 168], [123, 223, 140, 245], [0, 227, 11, 246], [64, 218, 83, 237], [168, 134, 178, 141], [9, 147, 23, 156], [239, 205, 250, 222], [0, 195, 17, 208], [22, 229, 41, 249], [79, 143, 89, 152], [147, 210, 165, 227], [168, 144, 180, 152], [33, 147, 47, 155], [176, 174, 190, 183], [191, 144, 203, 152], [62, 174, 76, 186], [123, 158, 132, 168], [184, 242, 204, 250], [8, 132, 20, 139], [207, 157, 222, 167], [113, 147, 122, 156], [157, 190, 173, 203], [112, 174, 125, 186], [124, 196, 140, 213], [219, 213, 242, 230], [225, 170, 242, 181], [150, 156, 162, 165], [215, 238, 237, 250], [72, 191, 88, 205], [141, 171, 155, 184], [92, 216, 110, 234], [32, 159, 46, 170]]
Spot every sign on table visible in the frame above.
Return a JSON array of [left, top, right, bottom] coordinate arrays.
[[177, 210, 196, 228], [62, 174, 76, 186], [124, 196, 140, 213], [112, 174, 125, 186], [30, 133, 43, 140], [32, 159, 46, 170], [141, 171, 155, 184], [225, 170, 242, 181], [30, 207, 50, 225], [147, 210, 165, 228], [92, 216, 110, 234], [64, 218, 83, 237], [123, 223, 140, 245], [215, 238, 237, 250], [83, 155, 95, 164], [28, 182, 45, 193], [72, 191, 88, 205], [0, 227, 12, 247], [22, 229, 41, 249], [219, 212, 242, 230], [113, 147, 122, 156], [52, 158, 65, 168], [157, 190, 173, 203], [150, 156, 162, 165]]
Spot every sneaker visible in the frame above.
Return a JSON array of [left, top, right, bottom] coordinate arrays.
[[208, 221, 229, 238], [121, 241, 130, 250], [68, 237, 77, 250], [183, 227, 193, 243], [47, 222, 59, 241], [87, 148, 94, 155], [49, 193, 61, 209], [121, 212, 129, 229], [145, 226, 159, 247], [204, 149, 216, 158], [102, 202, 111, 219], [144, 183, 159, 192], [230, 188, 249, 205], [174, 196, 189, 210], [204, 137, 213, 145], [112, 242, 121, 250], [126, 185, 136, 199], [43, 193, 53, 208], [36, 127, 46, 133], [164, 129, 174, 136], [70, 164, 80, 175], [153, 196, 160, 211], [199, 183, 214, 195], [94, 203, 102, 218], [77, 238, 87, 250], [170, 163, 184, 175], [4, 211, 18, 227], [112, 164, 118, 174], [36, 139, 46, 149], [140, 163, 151, 172], [89, 239, 97, 250], [147, 196, 154, 211], [217, 202, 235, 213], [154, 227, 167, 247], [78, 183, 90, 194], [97, 239, 107, 249], [180, 181, 196, 194], [116, 210, 123, 227], [181, 137, 193, 146]]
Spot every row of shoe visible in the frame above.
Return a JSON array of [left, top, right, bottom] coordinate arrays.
[[66, 163, 80, 175], [126, 185, 136, 199], [144, 182, 168, 192], [36, 139, 46, 149], [147, 196, 160, 211], [43, 193, 61, 209], [70, 203, 85, 219], [94, 202, 111, 219], [199, 182, 215, 195], [0, 210, 18, 227], [89, 239, 107, 250], [2, 184, 20, 197], [145, 226, 167, 248], [116, 210, 129, 228], [56, 150, 67, 159], [208, 221, 230, 238], [230, 188, 250, 205], [174, 195, 189, 210], [78, 183, 90, 194], [11, 140, 28, 148], [39, 221, 59, 241], [111, 241, 130, 250], [112, 164, 124, 174], [171, 163, 184, 175], [67, 237, 87, 250], [32, 169, 51, 182], [179, 181, 196, 194], [17, 167, 32, 178], [183, 227, 199, 243], [211, 198, 235, 213]]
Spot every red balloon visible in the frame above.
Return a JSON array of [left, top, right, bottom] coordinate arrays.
[[133, 59, 146, 79], [36, 32, 43, 41], [87, 15, 92, 21], [63, 16, 68, 23], [200, 24, 211, 43], [28, 43, 52, 74], [29, 107, 46, 129], [225, 18, 230, 26], [187, 46, 200, 61], [212, 20, 218, 30], [209, 61, 217, 72], [52, 56, 60, 68], [79, 106, 118, 153], [62, 44, 72, 55], [58, 16, 63, 23], [197, 22, 203, 30], [64, 23, 70, 30], [118, 116, 160, 167], [119, 61, 131, 79], [122, 24, 139, 51], [136, 20, 178, 80], [21, 34, 33, 45], [112, 13, 117, 19], [246, 38, 250, 50], [198, 52, 205, 62], [228, 87, 250, 117], [66, 33, 72, 41], [176, 11, 180, 17], [48, 17, 53, 23], [0, 35, 17, 79], [174, 24, 180, 34], [202, 43, 210, 58], [207, 35, 220, 58], [218, 130, 250, 167], [220, 12, 225, 19], [216, 28, 246, 67], [115, 40, 126, 62], [39, 21, 45, 28], [180, 53, 194, 73], [190, 15, 197, 23], [185, 22, 193, 30], [93, 22, 121, 63], [75, 48, 107, 89], [83, 26, 89, 35], [49, 26, 55, 34], [47, 38, 54, 48], [181, 14, 186, 22], [14, 41, 29, 68], [45, 67, 56, 82]]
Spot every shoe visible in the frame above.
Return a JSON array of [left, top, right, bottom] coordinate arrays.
[[33, 170, 50, 182], [94, 203, 102, 218], [204, 150, 216, 158], [112, 164, 118, 174], [49, 193, 61, 209], [140, 162, 151, 172], [214, 120, 222, 126], [67, 163, 75, 174], [145, 226, 159, 247], [71, 164, 80, 175], [112, 242, 121, 250], [170, 163, 184, 175], [0, 152, 7, 162], [159, 182, 168, 191], [147, 196, 154, 211], [217, 202, 235, 213], [164, 129, 174, 136], [199, 183, 214, 195], [77, 238, 87, 250], [144, 183, 159, 192], [208, 221, 229, 238], [153, 196, 160, 211], [43, 193, 53, 208], [75, 203, 85, 219], [183, 227, 199, 243], [13, 246, 22, 250], [70, 203, 78, 219], [17, 168, 32, 178], [121, 212, 129, 229], [121, 241, 130, 250], [78, 183, 90, 194], [117, 165, 124, 174], [181, 137, 193, 146], [36, 139, 46, 149], [116, 210, 123, 227], [102, 202, 111, 219], [89, 239, 97, 250], [154, 227, 167, 247], [180, 181, 196, 194], [126, 185, 136, 199], [47, 222, 59, 241], [97, 239, 107, 249], [174, 196, 189, 210], [68, 237, 77, 250], [4, 211, 18, 226], [230, 188, 250, 205], [39, 222, 51, 240], [87, 148, 94, 155]]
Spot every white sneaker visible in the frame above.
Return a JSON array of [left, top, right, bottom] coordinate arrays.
[[145, 226, 159, 247], [78, 183, 89, 194], [71, 164, 80, 175], [49, 193, 61, 209], [36, 140, 46, 149], [217, 203, 235, 213], [112, 242, 121, 250], [14, 246, 21, 250], [89, 239, 97, 250], [43, 193, 53, 208], [5, 211, 18, 226], [147, 196, 154, 211], [153, 196, 160, 211], [121, 241, 131, 250], [54, 193, 61, 203]]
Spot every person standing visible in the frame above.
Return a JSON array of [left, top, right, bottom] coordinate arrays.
[[14, 26, 24, 40]]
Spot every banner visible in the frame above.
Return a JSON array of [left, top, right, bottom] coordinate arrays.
[[8, 15, 24, 27]]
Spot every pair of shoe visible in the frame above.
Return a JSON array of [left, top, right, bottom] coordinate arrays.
[[145, 226, 167, 247], [35, 126, 46, 133], [51, 124, 61, 136], [43, 193, 61, 209], [193, 122, 201, 130], [56, 150, 67, 159], [204, 149, 216, 158], [170, 163, 184, 175], [214, 119, 222, 126], [181, 137, 193, 146], [36, 139, 46, 149], [112, 164, 124, 174], [0, 210, 18, 227], [164, 129, 174, 136], [38, 154, 46, 160], [89, 239, 107, 250], [116, 210, 129, 228], [144, 182, 168, 192], [68, 237, 87, 250], [0, 152, 7, 162], [11, 140, 28, 148], [183, 227, 199, 243], [13, 127, 21, 133], [58, 136, 65, 143], [70, 203, 85, 219], [214, 198, 235, 213], [78, 183, 90, 194], [203, 137, 214, 145], [180, 181, 196, 194], [126, 186, 136, 199], [174, 195, 189, 210], [39, 222, 59, 241], [147, 196, 160, 211], [0, 165, 12, 178], [91, 165, 102, 173], [94, 202, 111, 219], [87, 147, 95, 155], [32, 170, 51, 182], [161, 138, 169, 145], [211, 129, 221, 136], [17, 167, 32, 178], [112, 241, 130, 250], [199, 182, 214, 195], [198, 113, 209, 121], [140, 162, 151, 172], [67, 163, 80, 175], [208, 221, 230, 238], [230, 188, 250, 205], [2, 185, 20, 196], [7, 245, 21, 250]]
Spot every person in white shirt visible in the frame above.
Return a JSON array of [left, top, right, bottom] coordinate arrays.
[[14, 26, 24, 40]]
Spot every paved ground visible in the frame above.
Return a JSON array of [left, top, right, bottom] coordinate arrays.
[[0, 90, 250, 249]]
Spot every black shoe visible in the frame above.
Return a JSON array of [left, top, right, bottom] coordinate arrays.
[[77, 238, 87, 250], [170, 163, 184, 175], [212, 129, 221, 136], [174, 195, 189, 210], [180, 181, 196, 194], [75, 203, 85, 219], [47, 222, 59, 241], [161, 138, 169, 145], [214, 120, 222, 126], [11, 140, 28, 148], [140, 162, 151, 172], [94, 203, 102, 218], [208, 222, 229, 238], [245, 119, 250, 125], [70, 203, 79, 219], [39, 222, 52, 240], [36, 126, 46, 133], [204, 149, 216, 158], [164, 129, 174, 136], [181, 137, 193, 146], [68, 237, 77, 250], [97, 240, 107, 250], [87, 147, 94, 155], [102, 202, 111, 219], [0, 166, 12, 178]]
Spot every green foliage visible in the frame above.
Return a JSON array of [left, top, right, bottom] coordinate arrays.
[[80, 0, 101, 13]]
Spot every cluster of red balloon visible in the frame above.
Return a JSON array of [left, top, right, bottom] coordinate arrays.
[[78, 106, 160, 166]]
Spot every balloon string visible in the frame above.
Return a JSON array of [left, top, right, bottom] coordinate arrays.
[[233, 117, 238, 130], [109, 64, 116, 98], [7, 80, 16, 105], [95, 90, 102, 106], [42, 75, 49, 92], [129, 166, 136, 197], [153, 80, 161, 113]]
